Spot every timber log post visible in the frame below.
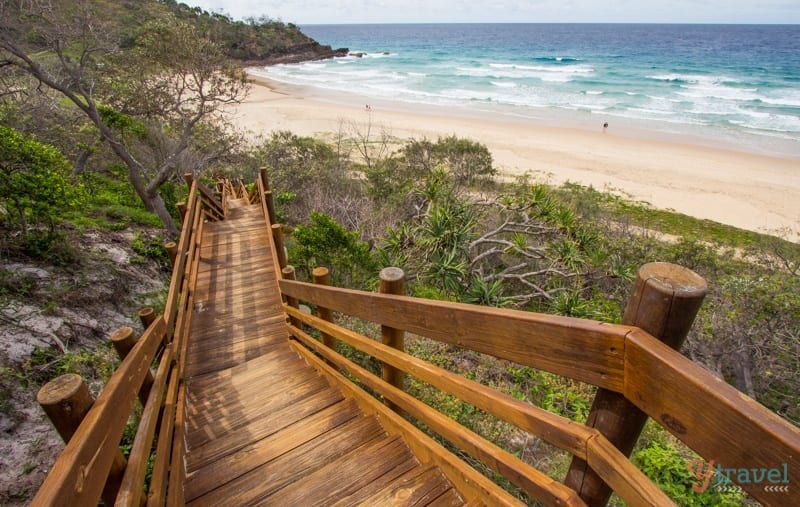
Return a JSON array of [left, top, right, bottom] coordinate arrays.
[[380, 267, 406, 413], [282, 266, 301, 328], [110, 326, 154, 406], [37, 374, 127, 507], [312, 267, 336, 365], [565, 262, 707, 506], [259, 167, 277, 225], [165, 241, 178, 266], [272, 224, 288, 270]]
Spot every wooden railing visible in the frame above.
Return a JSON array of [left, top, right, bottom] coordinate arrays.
[[32, 176, 211, 506], [31, 173, 800, 506], [272, 183, 799, 505], [279, 272, 800, 506]]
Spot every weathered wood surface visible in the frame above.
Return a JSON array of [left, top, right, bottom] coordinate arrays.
[[566, 262, 708, 506], [31, 318, 167, 507], [279, 279, 628, 391], [180, 202, 467, 506]]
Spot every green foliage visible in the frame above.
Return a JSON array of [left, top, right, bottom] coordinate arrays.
[[401, 136, 495, 187], [163, 1, 317, 61], [464, 276, 508, 307], [258, 131, 339, 187], [97, 106, 147, 140], [21, 231, 80, 267], [131, 231, 169, 267], [21, 345, 119, 388], [70, 168, 163, 230], [0, 126, 84, 234], [291, 212, 377, 286], [634, 441, 744, 506]]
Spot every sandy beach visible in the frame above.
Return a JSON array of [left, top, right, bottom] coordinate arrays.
[[231, 73, 800, 240]]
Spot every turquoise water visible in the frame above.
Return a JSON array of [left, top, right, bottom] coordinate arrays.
[[256, 24, 800, 157]]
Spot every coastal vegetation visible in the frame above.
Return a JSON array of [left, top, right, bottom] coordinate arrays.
[[1, 2, 797, 504]]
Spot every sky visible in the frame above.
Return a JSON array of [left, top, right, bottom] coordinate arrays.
[[187, 0, 800, 25]]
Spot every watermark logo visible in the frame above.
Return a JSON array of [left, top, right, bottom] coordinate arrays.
[[687, 459, 790, 494]]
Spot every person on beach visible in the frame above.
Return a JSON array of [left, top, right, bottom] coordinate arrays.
[[603, 122, 609, 132]]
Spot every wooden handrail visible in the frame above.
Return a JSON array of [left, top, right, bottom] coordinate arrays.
[[31, 318, 167, 507], [624, 328, 800, 502], [283, 305, 594, 457], [34, 173, 219, 506], [164, 179, 199, 334], [280, 277, 800, 505], [279, 279, 629, 391], [284, 305, 675, 507]]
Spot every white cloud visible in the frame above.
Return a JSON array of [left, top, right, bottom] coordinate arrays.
[[188, 0, 800, 24]]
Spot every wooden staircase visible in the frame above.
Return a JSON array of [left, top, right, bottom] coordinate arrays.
[[30, 174, 800, 507], [181, 201, 463, 505]]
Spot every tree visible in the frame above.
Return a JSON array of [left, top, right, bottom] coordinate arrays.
[[0, 0, 248, 235]]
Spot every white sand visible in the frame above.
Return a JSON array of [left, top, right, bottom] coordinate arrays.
[[230, 73, 800, 240]]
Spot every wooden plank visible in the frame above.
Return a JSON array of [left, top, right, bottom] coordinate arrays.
[[189, 292, 282, 321], [200, 230, 269, 247], [165, 375, 186, 507], [280, 280, 627, 391], [184, 346, 300, 390], [185, 358, 312, 410], [189, 304, 282, 330], [429, 488, 470, 507], [191, 283, 281, 306], [147, 365, 180, 507], [185, 372, 329, 445], [260, 436, 416, 506], [187, 415, 386, 507], [198, 241, 271, 259], [31, 319, 167, 507], [285, 305, 595, 459], [185, 319, 287, 354], [290, 341, 525, 507], [289, 323, 585, 507], [185, 314, 286, 345], [185, 386, 345, 472], [341, 464, 451, 507], [196, 253, 273, 274], [116, 346, 174, 507], [186, 362, 322, 421], [624, 328, 800, 504], [184, 398, 361, 501], [184, 338, 288, 378]]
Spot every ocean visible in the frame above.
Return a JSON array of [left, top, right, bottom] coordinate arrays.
[[255, 24, 800, 158]]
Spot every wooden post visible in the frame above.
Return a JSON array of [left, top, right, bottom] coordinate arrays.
[[165, 241, 178, 266], [380, 267, 406, 412], [177, 202, 187, 223], [137, 307, 157, 330], [110, 326, 154, 406], [259, 167, 270, 189], [565, 262, 707, 506], [282, 266, 301, 328], [312, 267, 336, 365], [259, 167, 278, 225], [272, 223, 288, 270], [37, 374, 127, 507]]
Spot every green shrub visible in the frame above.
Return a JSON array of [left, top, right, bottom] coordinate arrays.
[[131, 231, 168, 266], [634, 441, 744, 506], [0, 126, 85, 235], [291, 212, 377, 287]]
